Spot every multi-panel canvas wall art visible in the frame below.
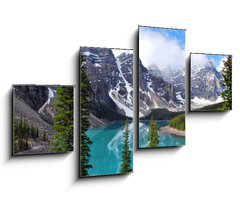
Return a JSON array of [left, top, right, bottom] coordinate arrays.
[[12, 85, 74, 155], [80, 47, 133, 177], [190, 53, 232, 111], [138, 26, 186, 148]]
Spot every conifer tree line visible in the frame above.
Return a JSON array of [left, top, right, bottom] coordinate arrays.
[[221, 55, 232, 110], [80, 54, 93, 177], [121, 118, 132, 173], [170, 114, 185, 131], [148, 116, 159, 147], [13, 117, 40, 154], [51, 86, 74, 152]]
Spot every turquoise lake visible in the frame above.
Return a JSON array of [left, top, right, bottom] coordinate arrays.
[[139, 120, 185, 148], [86, 121, 133, 176]]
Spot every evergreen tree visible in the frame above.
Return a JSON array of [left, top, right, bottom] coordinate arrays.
[[221, 55, 232, 110], [170, 114, 185, 131], [120, 118, 132, 174], [80, 54, 93, 177], [13, 118, 20, 153], [24, 119, 30, 150], [51, 86, 74, 152], [19, 116, 23, 152], [148, 116, 159, 147], [30, 123, 36, 139], [13, 117, 31, 153], [13, 118, 39, 153], [43, 130, 47, 142], [36, 126, 39, 138]]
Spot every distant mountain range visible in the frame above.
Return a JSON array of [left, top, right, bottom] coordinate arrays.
[[81, 47, 186, 125], [139, 61, 185, 117], [191, 60, 225, 110]]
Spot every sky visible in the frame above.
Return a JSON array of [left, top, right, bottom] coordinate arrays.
[[139, 26, 185, 70], [191, 53, 228, 72]]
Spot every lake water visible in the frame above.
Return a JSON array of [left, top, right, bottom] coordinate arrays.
[[139, 120, 185, 148], [86, 121, 133, 176]]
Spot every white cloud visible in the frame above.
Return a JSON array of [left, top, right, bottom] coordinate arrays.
[[191, 54, 209, 66], [139, 28, 185, 69]]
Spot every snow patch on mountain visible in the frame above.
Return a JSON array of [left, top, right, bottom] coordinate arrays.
[[191, 59, 226, 110], [191, 96, 224, 110], [115, 55, 133, 106], [109, 89, 133, 117], [39, 88, 55, 113], [47, 88, 54, 104], [176, 93, 184, 104]]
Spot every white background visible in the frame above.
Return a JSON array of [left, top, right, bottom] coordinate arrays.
[[0, 0, 240, 200]]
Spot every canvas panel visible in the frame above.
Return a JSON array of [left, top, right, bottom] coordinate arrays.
[[12, 85, 74, 155], [80, 47, 133, 177], [138, 26, 186, 148], [190, 53, 232, 112]]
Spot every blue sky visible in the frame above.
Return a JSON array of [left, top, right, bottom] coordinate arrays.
[[139, 26, 185, 49], [139, 26, 185, 69], [206, 54, 228, 71]]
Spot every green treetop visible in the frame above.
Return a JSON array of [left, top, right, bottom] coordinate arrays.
[[148, 116, 159, 147], [221, 55, 232, 110], [121, 118, 132, 174], [80, 54, 93, 177], [52, 86, 74, 152]]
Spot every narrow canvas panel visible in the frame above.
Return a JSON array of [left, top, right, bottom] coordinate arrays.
[[12, 85, 74, 155], [190, 53, 232, 111], [80, 47, 133, 177], [138, 26, 186, 148]]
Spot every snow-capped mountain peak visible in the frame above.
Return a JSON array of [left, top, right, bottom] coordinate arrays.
[[191, 60, 226, 109]]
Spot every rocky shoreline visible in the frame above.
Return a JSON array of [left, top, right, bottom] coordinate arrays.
[[160, 126, 185, 137]]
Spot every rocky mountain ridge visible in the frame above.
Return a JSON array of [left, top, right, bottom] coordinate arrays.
[[81, 47, 133, 127], [191, 60, 225, 109], [81, 47, 185, 123]]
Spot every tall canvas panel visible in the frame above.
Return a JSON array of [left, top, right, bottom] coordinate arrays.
[[80, 47, 133, 177], [12, 85, 74, 155], [190, 53, 232, 111], [138, 26, 186, 148]]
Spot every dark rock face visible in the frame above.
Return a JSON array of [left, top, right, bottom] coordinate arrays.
[[191, 60, 224, 101], [159, 66, 185, 100], [81, 47, 133, 122], [82, 47, 117, 106], [13, 85, 48, 111]]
